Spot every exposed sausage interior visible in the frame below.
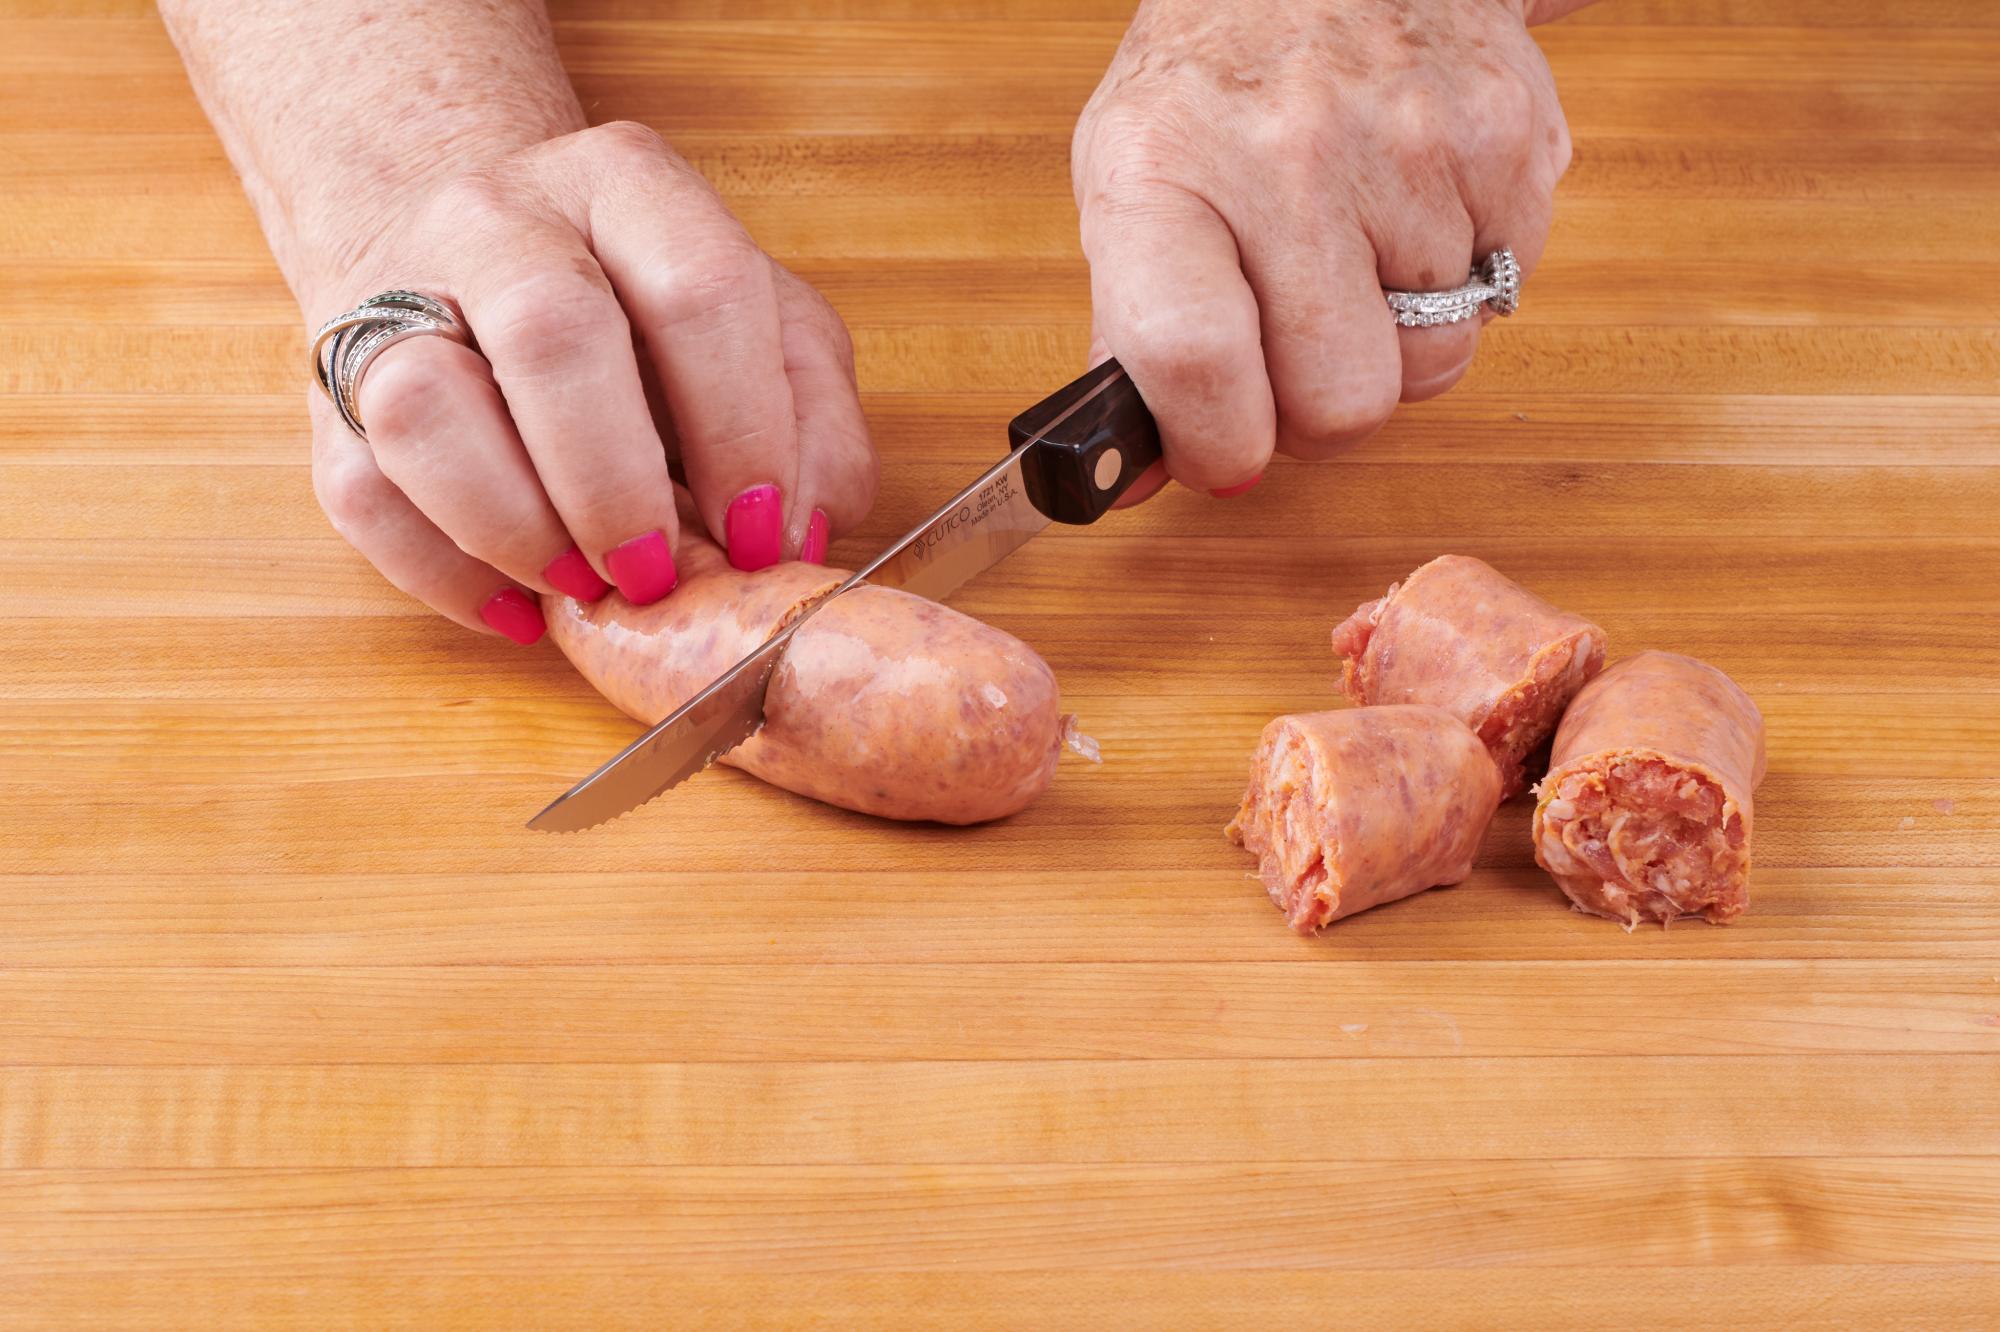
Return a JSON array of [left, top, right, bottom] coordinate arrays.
[[1228, 725, 1343, 933], [1327, 592, 1389, 697], [545, 522, 1075, 825], [1328, 566, 1604, 799], [1534, 754, 1749, 928], [1479, 634, 1599, 794]]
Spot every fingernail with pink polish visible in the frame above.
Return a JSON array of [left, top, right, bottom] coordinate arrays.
[[800, 509, 830, 565], [726, 484, 783, 572], [1211, 473, 1263, 499], [606, 529, 679, 605], [479, 587, 546, 645], [543, 545, 610, 601]]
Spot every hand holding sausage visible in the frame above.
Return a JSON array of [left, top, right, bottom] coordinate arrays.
[[160, 1, 876, 645], [304, 123, 877, 641], [1074, 0, 1583, 500]]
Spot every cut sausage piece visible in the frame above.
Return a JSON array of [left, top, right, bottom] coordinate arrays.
[[545, 531, 1068, 825], [1226, 706, 1503, 934], [1331, 555, 1607, 799], [1532, 651, 1766, 928]]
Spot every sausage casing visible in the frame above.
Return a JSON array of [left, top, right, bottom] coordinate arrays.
[[545, 533, 1068, 825], [1226, 705, 1503, 933], [1330, 554, 1607, 799], [1532, 650, 1766, 927]]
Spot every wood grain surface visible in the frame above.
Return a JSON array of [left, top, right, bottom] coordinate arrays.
[[3, 0, 1998, 1326]]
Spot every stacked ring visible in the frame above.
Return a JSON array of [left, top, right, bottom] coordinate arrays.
[[309, 290, 472, 439], [1384, 247, 1521, 328]]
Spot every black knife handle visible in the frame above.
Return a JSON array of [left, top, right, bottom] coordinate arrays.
[[1007, 357, 1163, 525]]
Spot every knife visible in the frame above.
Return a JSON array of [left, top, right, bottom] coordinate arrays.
[[527, 356, 1163, 831]]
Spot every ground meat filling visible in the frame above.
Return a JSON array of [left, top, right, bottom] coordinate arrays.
[[1535, 755, 1749, 927], [1330, 582, 1599, 799], [1480, 636, 1595, 796], [1328, 591, 1391, 702], [1228, 730, 1341, 932]]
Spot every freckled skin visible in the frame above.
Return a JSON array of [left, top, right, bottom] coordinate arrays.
[[1073, 0, 1584, 485], [162, 0, 1596, 734], [545, 530, 1065, 825], [569, 252, 614, 292], [160, 2, 885, 651]]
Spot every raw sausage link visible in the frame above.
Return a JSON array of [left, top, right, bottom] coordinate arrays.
[[546, 531, 1068, 825], [1330, 555, 1607, 799], [1532, 650, 1766, 928], [1226, 705, 1503, 933]]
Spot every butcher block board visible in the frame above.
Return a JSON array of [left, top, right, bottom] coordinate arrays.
[[3, 1, 1998, 1326]]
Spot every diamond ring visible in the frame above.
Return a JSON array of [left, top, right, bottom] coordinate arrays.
[[1384, 248, 1521, 329], [309, 290, 473, 439]]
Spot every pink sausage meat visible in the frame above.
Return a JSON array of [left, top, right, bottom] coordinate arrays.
[[1226, 706, 1503, 933], [1532, 651, 1766, 927], [1330, 555, 1607, 799], [546, 532, 1068, 824]]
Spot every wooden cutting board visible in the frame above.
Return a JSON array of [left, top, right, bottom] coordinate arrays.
[[3, 1, 1997, 1325]]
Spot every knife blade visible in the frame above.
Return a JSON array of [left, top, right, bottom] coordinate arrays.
[[527, 357, 1161, 832]]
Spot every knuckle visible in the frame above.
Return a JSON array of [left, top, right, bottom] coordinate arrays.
[[852, 446, 881, 513], [1462, 79, 1539, 161], [791, 279, 853, 352], [1547, 119, 1575, 179], [1085, 181, 1171, 236], [791, 314, 858, 383], [428, 171, 515, 236], [442, 507, 542, 574], [1285, 371, 1399, 454], [552, 480, 657, 545], [1123, 306, 1247, 395], [772, 264, 854, 364], [815, 444, 880, 533], [833, 416, 881, 503], [1376, 87, 1448, 168], [1242, 109, 1330, 179], [312, 445, 400, 540], [821, 310, 856, 367], [797, 295, 858, 370], [645, 235, 772, 328], [1167, 437, 1264, 490], [357, 345, 454, 444], [697, 414, 788, 457], [481, 271, 625, 373], [1485, 74, 1540, 127], [1079, 117, 1197, 206], [586, 119, 672, 166]]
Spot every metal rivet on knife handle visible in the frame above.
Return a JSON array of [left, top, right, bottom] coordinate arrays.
[[1093, 450, 1122, 491]]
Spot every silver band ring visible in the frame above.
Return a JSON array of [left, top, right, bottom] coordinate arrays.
[[1384, 247, 1521, 328], [309, 290, 473, 439]]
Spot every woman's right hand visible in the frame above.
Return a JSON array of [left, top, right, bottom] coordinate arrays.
[[303, 121, 878, 644]]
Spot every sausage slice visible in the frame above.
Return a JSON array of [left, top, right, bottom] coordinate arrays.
[[1226, 706, 1503, 933], [1532, 651, 1767, 927], [1331, 555, 1607, 799]]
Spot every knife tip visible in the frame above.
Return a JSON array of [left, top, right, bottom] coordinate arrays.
[[525, 796, 600, 834]]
